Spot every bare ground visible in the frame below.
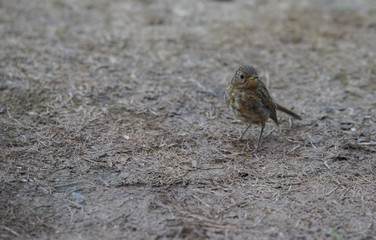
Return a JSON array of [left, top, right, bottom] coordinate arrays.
[[1, 0, 376, 239]]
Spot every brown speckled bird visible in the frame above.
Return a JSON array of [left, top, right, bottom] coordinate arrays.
[[225, 65, 302, 153]]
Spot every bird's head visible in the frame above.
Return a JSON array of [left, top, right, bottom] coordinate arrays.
[[231, 65, 259, 88]]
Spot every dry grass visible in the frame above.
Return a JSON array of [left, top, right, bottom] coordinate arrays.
[[1, 0, 376, 239]]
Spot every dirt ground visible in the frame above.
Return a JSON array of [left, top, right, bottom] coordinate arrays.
[[1, 0, 376, 239]]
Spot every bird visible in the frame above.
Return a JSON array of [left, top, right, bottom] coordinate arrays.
[[224, 65, 302, 153]]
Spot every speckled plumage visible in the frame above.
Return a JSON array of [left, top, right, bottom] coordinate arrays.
[[225, 65, 301, 152]]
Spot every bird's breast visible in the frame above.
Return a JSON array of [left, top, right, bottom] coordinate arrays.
[[225, 85, 268, 123]]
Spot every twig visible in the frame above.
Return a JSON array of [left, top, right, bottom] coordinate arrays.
[[323, 160, 331, 170], [326, 186, 339, 196], [307, 134, 317, 149], [289, 144, 300, 152], [6, 106, 26, 128], [66, 205, 74, 224], [54, 181, 85, 189], [358, 142, 376, 145], [68, 200, 83, 210], [0, 225, 20, 237], [173, 227, 183, 240]]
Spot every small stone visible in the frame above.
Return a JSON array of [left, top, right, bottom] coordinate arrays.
[[340, 122, 354, 130], [310, 135, 324, 144], [192, 160, 198, 168], [72, 192, 85, 199]]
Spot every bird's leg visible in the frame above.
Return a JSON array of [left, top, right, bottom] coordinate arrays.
[[238, 123, 252, 141], [253, 123, 265, 153]]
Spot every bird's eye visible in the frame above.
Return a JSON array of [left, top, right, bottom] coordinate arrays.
[[240, 75, 244, 79]]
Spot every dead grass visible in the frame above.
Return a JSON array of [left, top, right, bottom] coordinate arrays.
[[1, 0, 376, 239]]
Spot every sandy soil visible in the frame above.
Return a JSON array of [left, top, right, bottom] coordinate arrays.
[[1, 0, 376, 239]]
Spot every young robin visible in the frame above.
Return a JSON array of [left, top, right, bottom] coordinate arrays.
[[224, 65, 302, 153]]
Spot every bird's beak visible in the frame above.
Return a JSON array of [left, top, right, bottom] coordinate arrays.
[[253, 75, 259, 78]]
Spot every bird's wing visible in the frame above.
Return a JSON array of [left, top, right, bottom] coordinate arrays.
[[257, 80, 278, 124]]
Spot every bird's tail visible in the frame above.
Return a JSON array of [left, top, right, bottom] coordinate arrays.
[[275, 103, 302, 120]]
